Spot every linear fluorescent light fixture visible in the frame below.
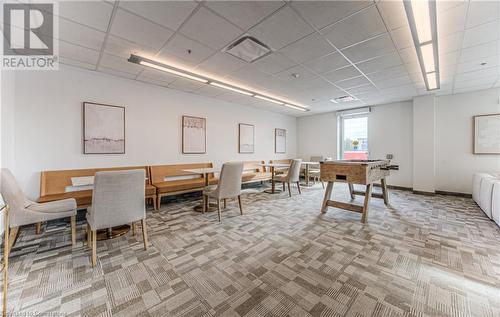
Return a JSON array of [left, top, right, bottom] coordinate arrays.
[[128, 54, 308, 112], [404, 0, 440, 91]]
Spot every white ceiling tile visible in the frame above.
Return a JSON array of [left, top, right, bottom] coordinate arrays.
[[453, 83, 496, 94], [193, 85, 226, 98], [252, 52, 296, 75], [355, 51, 402, 73], [137, 68, 178, 85], [460, 40, 499, 63], [226, 65, 274, 87], [366, 64, 408, 82], [454, 66, 499, 82], [104, 35, 157, 59], [437, 0, 467, 13], [390, 26, 414, 50], [341, 33, 396, 63], [454, 75, 498, 89], [376, 75, 413, 89], [204, 1, 284, 30], [303, 52, 350, 74], [376, 0, 408, 30], [119, 1, 197, 31], [180, 6, 243, 50], [322, 6, 386, 49], [158, 34, 215, 66], [59, 1, 112, 32], [291, 0, 373, 30], [466, 0, 499, 28], [439, 32, 464, 54], [275, 65, 317, 83], [323, 66, 362, 82], [456, 55, 499, 74], [346, 84, 378, 95], [137, 76, 171, 87], [55, 18, 106, 51], [462, 20, 500, 48], [288, 77, 334, 91], [196, 53, 247, 77], [249, 6, 314, 50], [279, 33, 334, 63], [437, 3, 467, 37], [110, 9, 174, 50], [99, 53, 144, 75], [336, 76, 371, 89], [168, 78, 206, 93], [59, 57, 95, 71], [398, 46, 419, 65], [99, 67, 137, 80], [59, 41, 100, 65]]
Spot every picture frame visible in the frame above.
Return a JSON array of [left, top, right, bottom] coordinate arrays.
[[473, 113, 500, 154], [83, 102, 125, 154], [239, 123, 255, 153], [275, 128, 286, 154], [182, 115, 206, 154]]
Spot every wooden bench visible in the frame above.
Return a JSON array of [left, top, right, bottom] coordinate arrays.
[[270, 159, 292, 174], [242, 161, 272, 184], [38, 166, 157, 210], [150, 163, 218, 208]]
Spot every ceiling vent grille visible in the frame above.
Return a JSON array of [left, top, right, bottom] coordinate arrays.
[[330, 96, 357, 103], [225, 36, 272, 63]]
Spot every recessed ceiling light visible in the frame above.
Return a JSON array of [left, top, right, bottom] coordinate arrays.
[[225, 36, 272, 63], [291, 73, 300, 78], [481, 62, 487, 66]]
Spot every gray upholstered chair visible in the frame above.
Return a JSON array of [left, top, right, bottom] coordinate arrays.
[[86, 169, 148, 267], [0, 168, 77, 249], [273, 159, 302, 197], [203, 162, 244, 222]]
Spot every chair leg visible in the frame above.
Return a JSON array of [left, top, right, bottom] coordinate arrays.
[[296, 181, 302, 194], [8, 227, 19, 255], [132, 222, 136, 236], [86, 223, 91, 247], [282, 182, 286, 191], [288, 182, 292, 197], [156, 195, 161, 210], [238, 195, 243, 215], [35, 222, 42, 235], [217, 199, 221, 222], [321, 181, 325, 189], [70, 215, 76, 246], [153, 196, 158, 211], [223, 198, 227, 209], [141, 219, 148, 250], [91, 230, 97, 267]]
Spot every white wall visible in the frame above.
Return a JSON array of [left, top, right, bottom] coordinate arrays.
[[436, 89, 500, 193], [369, 101, 413, 188], [297, 88, 500, 194], [297, 112, 337, 160], [412, 95, 436, 193], [8, 65, 297, 199]]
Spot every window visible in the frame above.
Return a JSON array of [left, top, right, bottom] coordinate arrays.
[[340, 115, 368, 160]]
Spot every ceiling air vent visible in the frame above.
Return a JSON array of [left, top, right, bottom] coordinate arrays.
[[225, 36, 272, 63], [330, 96, 357, 103]]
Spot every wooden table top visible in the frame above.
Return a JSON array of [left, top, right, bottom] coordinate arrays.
[[182, 168, 220, 174]]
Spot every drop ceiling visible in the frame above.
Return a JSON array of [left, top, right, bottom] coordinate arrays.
[[4, 0, 499, 116]]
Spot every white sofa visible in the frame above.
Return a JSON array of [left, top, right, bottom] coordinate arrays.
[[473, 172, 500, 226]]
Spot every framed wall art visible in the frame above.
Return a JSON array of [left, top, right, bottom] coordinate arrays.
[[182, 115, 206, 154], [239, 123, 255, 153], [473, 113, 500, 154], [275, 128, 286, 154], [83, 102, 125, 154]]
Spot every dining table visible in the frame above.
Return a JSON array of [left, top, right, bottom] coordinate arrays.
[[182, 167, 220, 212], [259, 163, 290, 194]]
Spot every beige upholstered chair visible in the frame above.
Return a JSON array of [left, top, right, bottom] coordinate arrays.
[[86, 169, 148, 267], [203, 162, 244, 222], [273, 159, 302, 197], [0, 168, 77, 249]]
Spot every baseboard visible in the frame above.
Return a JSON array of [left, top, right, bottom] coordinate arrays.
[[373, 183, 413, 191], [412, 190, 436, 196], [435, 190, 472, 198]]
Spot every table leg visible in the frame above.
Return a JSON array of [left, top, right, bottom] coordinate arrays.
[[271, 167, 275, 194], [306, 164, 310, 186], [361, 183, 373, 223], [194, 173, 216, 212], [321, 181, 334, 213], [381, 178, 389, 205], [348, 183, 355, 199]]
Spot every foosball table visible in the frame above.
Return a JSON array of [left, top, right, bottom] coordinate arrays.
[[320, 159, 399, 223]]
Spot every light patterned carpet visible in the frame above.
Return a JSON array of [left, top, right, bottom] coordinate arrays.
[[3, 183, 500, 317]]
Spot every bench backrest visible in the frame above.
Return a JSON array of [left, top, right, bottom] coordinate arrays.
[[243, 161, 266, 173], [40, 166, 151, 197], [270, 159, 292, 165], [150, 163, 213, 184]]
